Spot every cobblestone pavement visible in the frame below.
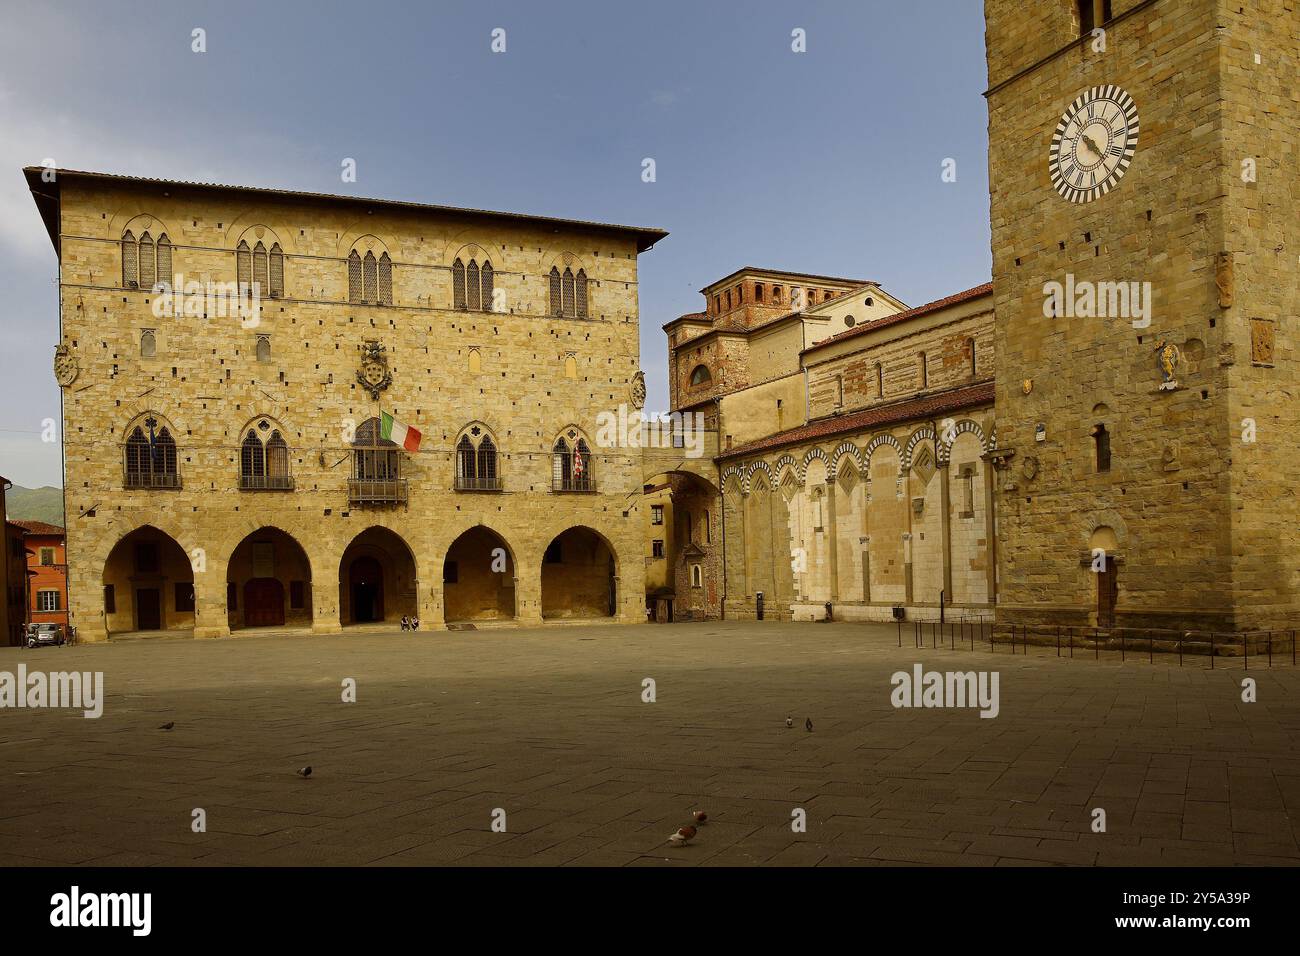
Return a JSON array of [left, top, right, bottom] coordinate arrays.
[[1, 621, 1297, 866]]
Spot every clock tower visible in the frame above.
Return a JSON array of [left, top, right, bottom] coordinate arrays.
[[985, 0, 1300, 634]]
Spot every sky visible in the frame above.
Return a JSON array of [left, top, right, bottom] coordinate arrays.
[[0, 0, 991, 489]]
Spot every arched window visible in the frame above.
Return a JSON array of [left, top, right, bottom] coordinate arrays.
[[121, 230, 138, 288], [362, 251, 378, 304], [140, 330, 156, 358], [138, 232, 156, 290], [456, 435, 476, 483], [918, 352, 928, 388], [156, 234, 172, 284], [348, 250, 363, 303], [477, 435, 497, 484], [349, 417, 405, 505], [689, 364, 712, 387], [253, 241, 269, 295], [239, 423, 293, 490], [552, 433, 594, 492], [480, 260, 494, 312], [124, 420, 179, 489], [575, 269, 588, 318], [238, 241, 253, 294], [255, 335, 271, 363], [754, 284, 763, 303], [467, 260, 480, 311], [453, 258, 467, 310], [268, 243, 284, 297], [377, 252, 392, 305], [772, 285, 782, 303], [1078, 0, 1111, 35], [549, 267, 562, 316], [968, 336, 978, 376], [562, 268, 576, 318], [875, 362, 884, 397]]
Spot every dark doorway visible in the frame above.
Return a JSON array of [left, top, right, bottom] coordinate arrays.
[[1097, 557, 1118, 627], [607, 557, 617, 617], [136, 588, 161, 630], [350, 556, 384, 622], [243, 578, 285, 627]]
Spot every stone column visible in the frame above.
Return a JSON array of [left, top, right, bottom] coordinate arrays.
[[824, 478, 839, 603], [940, 460, 953, 605], [192, 569, 229, 639], [311, 577, 342, 634]]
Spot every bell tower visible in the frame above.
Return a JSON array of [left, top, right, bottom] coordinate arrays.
[[984, 0, 1300, 633]]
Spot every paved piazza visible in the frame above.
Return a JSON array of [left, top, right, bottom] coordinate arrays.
[[1, 622, 1297, 867]]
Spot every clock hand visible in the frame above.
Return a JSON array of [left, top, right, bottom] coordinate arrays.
[[1081, 132, 1104, 157]]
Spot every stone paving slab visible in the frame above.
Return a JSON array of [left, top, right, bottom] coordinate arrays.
[[0, 621, 1297, 866]]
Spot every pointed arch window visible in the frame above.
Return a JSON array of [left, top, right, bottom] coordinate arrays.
[[268, 243, 284, 297], [455, 428, 501, 491], [239, 241, 254, 295], [562, 268, 576, 318], [239, 422, 293, 490], [467, 260, 481, 311], [378, 252, 392, 305], [121, 230, 138, 288], [575, 269, 588, 318], [252, 241, 269, 297], [347, 250, 363, 303], [481, 260, 494, 312], [138, 232, 156, 290], [156, 234, 172, 284], [453, 258, 467, 310], [124, 421, 180, 489], [549, 267, 562, 316], [140, 329, 157, 358], [553, 435, 594, 492], [362, 251, 378, 304]]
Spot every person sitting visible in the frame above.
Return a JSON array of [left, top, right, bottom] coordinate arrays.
[[400, 616, 410, 631], [411, 617, 420, 631]]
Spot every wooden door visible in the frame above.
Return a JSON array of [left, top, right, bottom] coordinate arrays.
[[1097, 557, 1118, 627], [136, 588, 161, 630], [243, 578, 285, 627]]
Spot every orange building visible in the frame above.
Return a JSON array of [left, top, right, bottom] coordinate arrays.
[[8, 520, 68, 632]]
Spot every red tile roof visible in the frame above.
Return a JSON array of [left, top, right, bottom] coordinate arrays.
[[7, 519, 64, 536], [719, 381, 995, 460], [803, 282, 993, 356]]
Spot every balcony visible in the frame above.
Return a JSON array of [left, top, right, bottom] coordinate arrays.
[[552, 476, 597, 493], [239, 474, 295, 491], [348, 478, 408, 506], [125, 471, 182, 490], [454, 475, 503, 492]]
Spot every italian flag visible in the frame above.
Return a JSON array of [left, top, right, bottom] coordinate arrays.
[[380, 410, 421, 452]]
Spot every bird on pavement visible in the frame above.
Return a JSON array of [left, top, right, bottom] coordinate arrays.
[[805, 718, 814, 732], [785, 716, 793, 728], [158, 722, 174, 731], [693, 810, 708, 824], [669, 825, 698, 846], [296, 766, 312, 778]]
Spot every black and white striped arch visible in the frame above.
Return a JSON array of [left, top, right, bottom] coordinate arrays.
[[1048, 85, 1139, 204]]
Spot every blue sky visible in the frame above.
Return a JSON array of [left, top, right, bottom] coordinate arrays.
[[0, 0, 990, 488]]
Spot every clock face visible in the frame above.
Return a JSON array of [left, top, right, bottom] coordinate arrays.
[[1049, 85, 1139, 203]]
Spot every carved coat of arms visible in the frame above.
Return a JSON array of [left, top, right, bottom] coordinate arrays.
[[54, 343, 79, 387], [356, 340, 392, 400], [630, 371, 646, 410]]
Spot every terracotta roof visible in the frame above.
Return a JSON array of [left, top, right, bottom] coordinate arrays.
[[25, 167, 668, 254], [719, 382, 995, 460], [803, 282, 993, 355], [7, 519, 65, 536], [662, 311, 708, 331]]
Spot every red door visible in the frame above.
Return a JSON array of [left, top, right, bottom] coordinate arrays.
[[243, 578, 285, 627]]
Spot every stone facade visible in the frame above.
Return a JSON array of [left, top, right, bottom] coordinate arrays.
[[28, 168, 666, 641], [985, 0, 1300, 633]]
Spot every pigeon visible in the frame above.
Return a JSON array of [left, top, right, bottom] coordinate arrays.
[[785, 717, 793, 728], [296, 766, 312, 778], [158, 722, 174, 731], [805, 718, 814, 732], [693, 810, 708, 824], [669, 824, 697, 846]]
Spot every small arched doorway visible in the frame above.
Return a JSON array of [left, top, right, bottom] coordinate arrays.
[[540, 526, 617, 620], [443, 526, 515, 623]]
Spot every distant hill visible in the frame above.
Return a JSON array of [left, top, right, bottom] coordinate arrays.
[[5, 485, 64, 526]]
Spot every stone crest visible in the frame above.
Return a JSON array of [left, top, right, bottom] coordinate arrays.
[[630, 370, 646, 410], [54, 343, 78, 387], [356, 340, 392, 400]]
